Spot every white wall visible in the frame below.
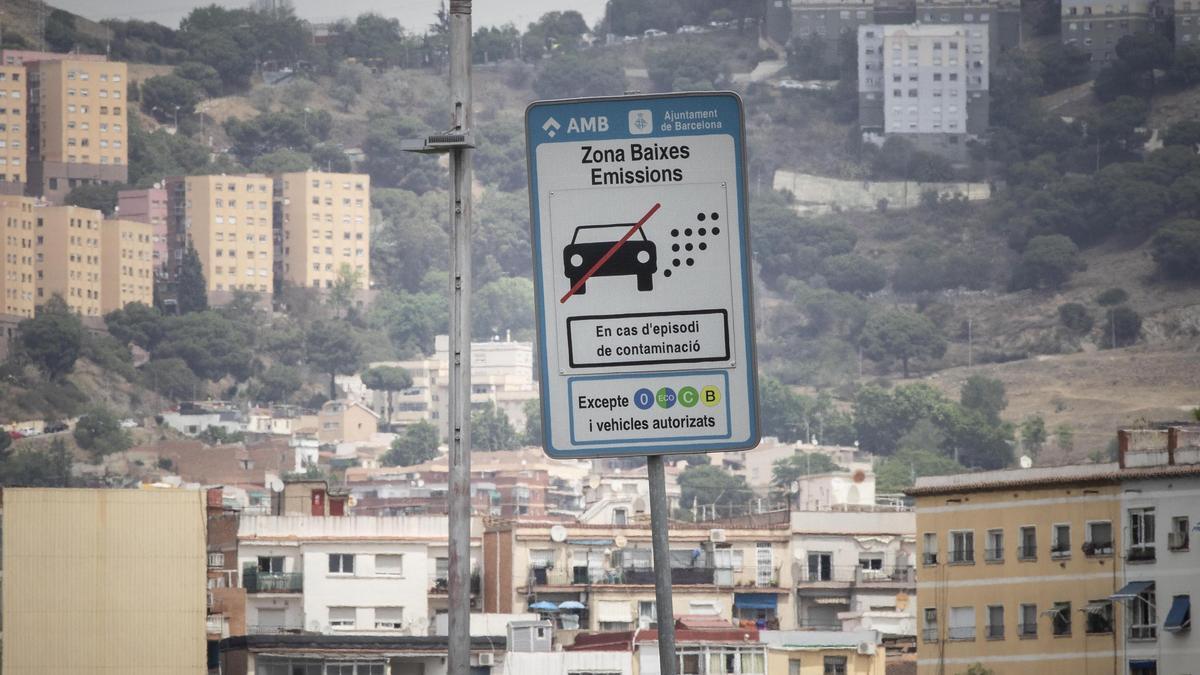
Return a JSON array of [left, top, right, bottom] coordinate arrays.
[[501, 650, 632, 675], [301, 541, 430, 634]]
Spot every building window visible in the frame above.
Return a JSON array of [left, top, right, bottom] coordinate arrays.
[[1085, 600, 1114, 634], [1130, 589, 1157, 640], [923, 532, 938, 565], [374, 606, 404, 630], [1085, 521, 1113, 555], [376, 554, 403, 576], [613, 508, 628, 526], [329, 606, 356, 628], [1129, 508, 1156, 561], [923, 608, 938, 642], [949, 530, 975, 564], [1170, 516, 1190, 551], [1019, 603, 1037, 638], [807, 552, 833, 581], [986, 605, 1004, 639], [329, 553, 356, 574], [1019, 526, 1037, 560], [986, 529, 1004, 562], [823, 656, 848, 675], [1052, 524, 1071, 557], [257, 556, 284, 573], [949, 606, 975, 640], [1052, 602, 1071, 636]]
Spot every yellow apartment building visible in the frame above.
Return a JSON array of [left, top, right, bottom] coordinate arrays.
[[36, 204, 103, 317], [0, 195, 36, 317], [101, 217, 154, 312], [276, 170, 370, 292], [1, 487, 207, 674], [183, 174, 274, 301], [0, 64, 26, 194], [27, 58, 128, 203], [910, 464, 1125, 675]]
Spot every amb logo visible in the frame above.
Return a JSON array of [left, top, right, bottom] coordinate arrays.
[[544, 116, 610, 137]]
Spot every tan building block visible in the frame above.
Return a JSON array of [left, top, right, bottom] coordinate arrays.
[[101, 217, 154, 312], [35, 204, 104, 317], [277, 171, 370, 292]]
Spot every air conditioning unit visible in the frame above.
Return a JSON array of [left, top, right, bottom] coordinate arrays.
[[710, 528, 727, 543], [857, 642, 876, 655], [475, 652, 495, 666]]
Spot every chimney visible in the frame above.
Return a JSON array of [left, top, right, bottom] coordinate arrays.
[[1167, 427, 1179, 466], [1117, 429, 1130, 469]]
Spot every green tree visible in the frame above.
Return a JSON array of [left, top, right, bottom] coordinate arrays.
[[532, 52, 626, 100], [173, 61, 223, 96], [1057, 303, 1094, 333], [1103, 306, 1142, 348], [140, 358, 202, 401], [678, 465, 752, 517], [1096, 287, 1129, 306], [155, 311, 255, 381], [473, 276, 534, 339], [361, 366, 413, 427], [1151, 220, 1200, 280], [105, 302, 165, 350], [250, 149, 314, 174], [382, 420, 441, 466], [1167, 44, 1200, 87], [522, 398, 542, 446], [1010, 235, 1084, 291], [367, 289, 448, 357], [0, 438, 73, 487], [256, 364, 303, 404], [140, 75, 202, 123], [772, 453, 843, 486], [64, 183, 123, 215], [0, 429, 10, 455], [646, 43, 726, 91], [198, 426, 244, 445], [859, 310, 947, 377], [1162, 119, 1200, 148], [305, 320, 364, 400], [939, 406, 1015, 470], [73, 408, 133, 460], [1087, 96, 1151, 152], [960, 375, 1007, 425], [1020, 415, 1047, 457], [472, 402, 519, 452], [45, 9, 79, 52], [19, 295, 83, 381], [1055, 423, 1075, 453], [362, 115, 446, 193], [875, 445, 965, 492], [177, 242, 209, 314], [822, 254, 888, 294], [853, 384, 951, 455]]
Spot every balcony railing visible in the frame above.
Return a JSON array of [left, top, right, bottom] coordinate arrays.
[[529, 565, 717, 586], [1127, 545, 1156, 562], [1129, 624, 1157, 640], [248, 624, 308, 635], [1083, 541, 1113, 557], [922, 553, 938, 565], [1017, 623, 1037, 638], [1017, 546, 1037, 560], [1050, 544, 1071, 558], [984, 547, 1004, 562], [948, 549, 975, 564], [800, 565, 915, 584], [922, 628, 939, 642], [243, 571, 303, 594], [986, 624, 1004, 639], [947, 626, 976, 640]]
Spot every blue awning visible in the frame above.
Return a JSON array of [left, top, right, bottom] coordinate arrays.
[[1165, 595, 1191, 632], [734, 593, 778, 610], [1112, 581, 1154, 600], [1129, 661, 1157, 669]]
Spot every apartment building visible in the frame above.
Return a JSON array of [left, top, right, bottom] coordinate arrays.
[[1, 488, 207, 674], [180, 174, 275, 303], [788, 0, 880, 61], [0, 195, 36, 317], [915, 0, 1020, 61], [1177, 0, 1200, 46], [236, 514, 480, 635], [317, 399, 380, 444], [100, 217, 154, 312], [858, 23, 990, 152], [117, 186, 169, 276], [347, 334, 539, 440], [275, 170, 370, 293], [1062, 0, 1157, 69], [35, 204, 104, 316], [483, 518, 797, 632], [26, 58, 128, 204], [0, 64, 26, 195], [911, 427, 1200, 675]]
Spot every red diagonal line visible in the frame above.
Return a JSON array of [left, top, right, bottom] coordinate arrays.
[[560, 202, 662, 304]]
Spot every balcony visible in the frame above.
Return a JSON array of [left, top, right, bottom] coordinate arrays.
[[1050, 544, 1072, 559], [948, 549, 975, 565], [799, 565, 915, 585], [984, 548, 1004, 562], [243, 571, 303, 594], [1017, 546, 1037, 561], [1127, 545, 1156, 563], [922, 628, 939, 642], [248, 624, 308, 635], [1129, 624, 1157, 641], [947, 626, 976, 641], [528, 564, 717, 587], [1017, 623, 1037, 638], [1083, 540, 1114, 557], [986, 624, 1004, 639]]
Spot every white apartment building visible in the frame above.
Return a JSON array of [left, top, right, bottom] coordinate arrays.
[[237, 515, 481, 635], [857, 23, 990, 149], [344, 334, 538, 441]]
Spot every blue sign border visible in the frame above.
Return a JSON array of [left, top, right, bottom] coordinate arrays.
[[525, 92, 760, 459]]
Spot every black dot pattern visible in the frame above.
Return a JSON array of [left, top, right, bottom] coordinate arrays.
[[660, 212, 724, 278]]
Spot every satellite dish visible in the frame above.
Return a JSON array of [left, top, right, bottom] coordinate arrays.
[[588, 475, 601, 490], [550, 524, 568, 543], [267, 477, 284, 493], [347, 495, 358, 507], [1019, 455, 1033, 469], [615, 535, 628, 548], [790, 481, 800, 494]]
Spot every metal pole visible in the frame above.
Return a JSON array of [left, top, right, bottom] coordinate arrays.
[[647, 455, 677, 675], [446, 2, 474, 675]]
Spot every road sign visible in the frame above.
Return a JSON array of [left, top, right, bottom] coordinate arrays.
[[526, 92, 760, 459]]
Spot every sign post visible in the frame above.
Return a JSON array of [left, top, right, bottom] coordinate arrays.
[[526, 92, 760, 675]]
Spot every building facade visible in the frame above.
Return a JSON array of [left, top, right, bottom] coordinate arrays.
[[0, 195, 36, 317], [0, 64, 26, 195], [35, 204, 104, 316], [117, 186, 169, 276], [180, 174, 275, 302], [26, 58, 128, 203], [100, 217, 154, 312], [1062, 0, 1156, 69], [858, 23, 990, 150], [1, 488, 207, 674], [915, 0, 1020, 61], [1177, 0, 1200, 46], [275, 170, 371, 293]]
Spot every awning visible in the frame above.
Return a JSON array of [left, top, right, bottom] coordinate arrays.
[[813, 597, 851, 605], [596, 600, 632, 623], [1084, 601, 1112, 614], [1112, 581, 1155, 600], [734, 593, 778, 610], [1165, 595, 1191, 632], [1129, 661, 1157, 669]]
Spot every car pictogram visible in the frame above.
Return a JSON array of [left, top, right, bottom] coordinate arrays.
[[563, 223, 657, 294]]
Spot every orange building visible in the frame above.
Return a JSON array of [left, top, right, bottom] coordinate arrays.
[[0, 63, 26, 195], [100, 217, 154, 312]]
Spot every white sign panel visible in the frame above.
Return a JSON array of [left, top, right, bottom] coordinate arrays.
[[526, 92, 759, 458]]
